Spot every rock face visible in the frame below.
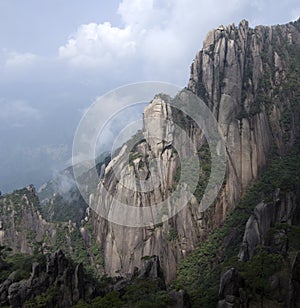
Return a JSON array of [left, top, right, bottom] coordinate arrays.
[[189, 19, 300, 210], [0, 249, 96, 307], [90, 94, 209, 283], [89, 19, 300, 282]]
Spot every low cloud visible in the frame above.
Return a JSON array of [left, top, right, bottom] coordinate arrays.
[[51, 169, 77, 196], [5, 51, 38, 69], [0, 100, 41, 126], [22, 144, 69, 161]]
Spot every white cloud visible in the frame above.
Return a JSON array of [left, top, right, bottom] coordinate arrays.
[[58, 0, 172, 73], [22, 144, 68, 161], [44, 144, 69, 161], [59, 22, 136, 68], [0, 100, 41, 126], [117, 0, 169, 28], [58, 0, 254, 84]]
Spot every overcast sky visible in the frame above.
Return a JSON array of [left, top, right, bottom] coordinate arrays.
[[0, 0, 299, 193]]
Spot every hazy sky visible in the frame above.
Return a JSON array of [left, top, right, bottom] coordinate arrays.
[[0, 0, 299, 192]]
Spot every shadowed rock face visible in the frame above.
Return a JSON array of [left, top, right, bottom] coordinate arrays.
[[215, 187, 300, 307], [239, 189, 300, 261], [290, 252, 300, 307], [89, 19, 300, 283], [217, 267, 245, 308]]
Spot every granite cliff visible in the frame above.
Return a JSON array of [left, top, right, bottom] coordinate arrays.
[[88, 18, 300, 286]]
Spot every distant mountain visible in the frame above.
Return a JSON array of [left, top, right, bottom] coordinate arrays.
[[37, 152, 111, 223]]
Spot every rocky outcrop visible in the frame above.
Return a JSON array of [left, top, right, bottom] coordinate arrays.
[[0, 249, 96, 307], [215, 188, 300, 307], [111, 255, 190, 308], [88, 19, 300, 283], [217, 268, 245, 308], [112, 255, 165, 293], [239, 189, 300, 261]]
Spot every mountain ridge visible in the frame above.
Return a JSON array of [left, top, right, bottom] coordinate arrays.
[[87, 17, 300, 285]]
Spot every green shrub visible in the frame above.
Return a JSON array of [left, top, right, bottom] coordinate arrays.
[[167, 227, 179, 241]]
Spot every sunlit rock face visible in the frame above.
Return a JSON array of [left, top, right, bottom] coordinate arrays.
[[89, 19, 300, 283]]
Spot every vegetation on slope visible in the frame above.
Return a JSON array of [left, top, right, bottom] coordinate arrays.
[[172, 145, 300, 307]]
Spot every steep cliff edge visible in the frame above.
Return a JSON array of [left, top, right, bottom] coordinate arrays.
[[89, 18, 300, 284], [89, 93, 210, 283]]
